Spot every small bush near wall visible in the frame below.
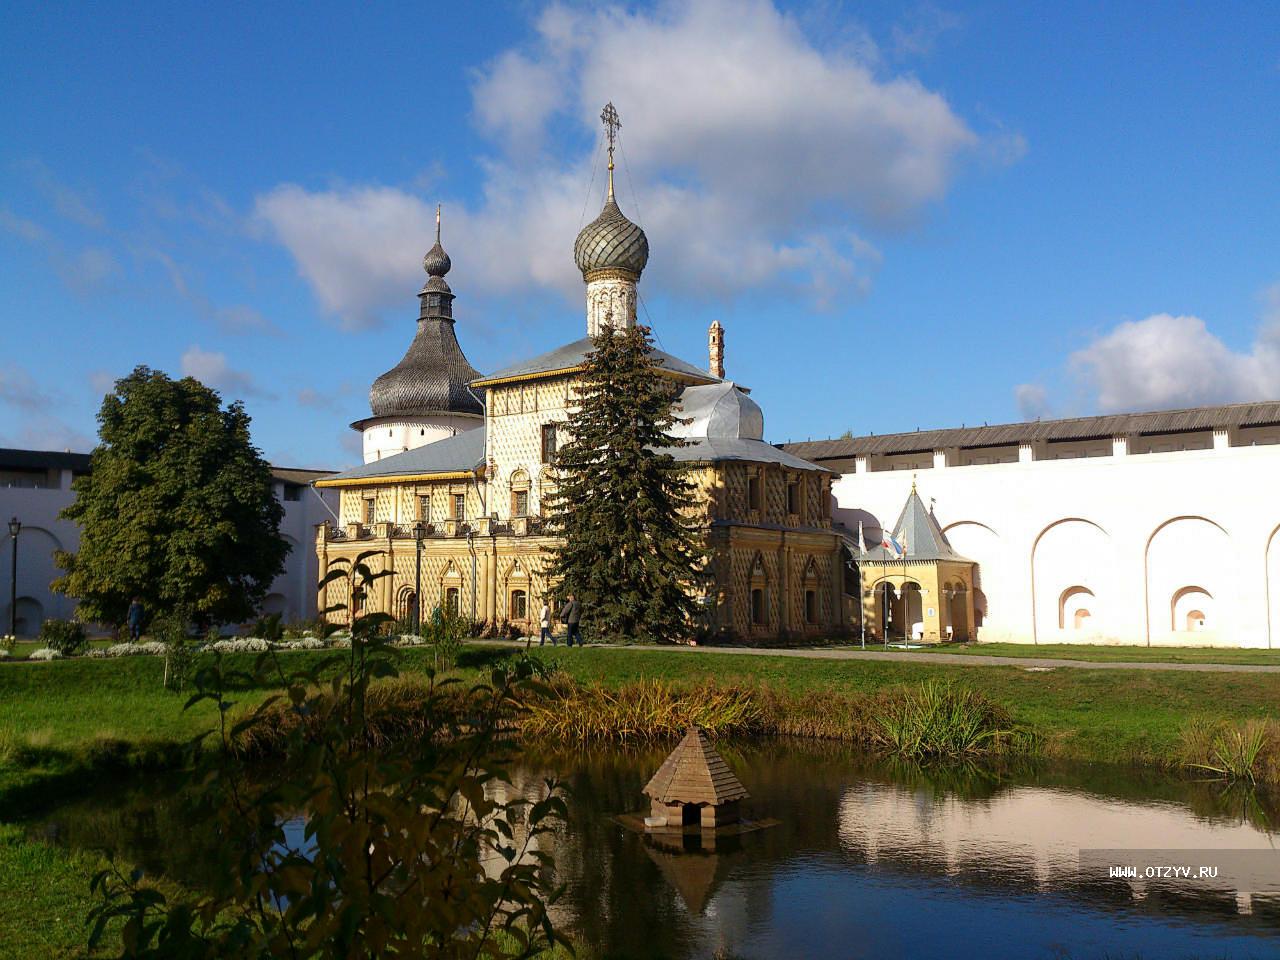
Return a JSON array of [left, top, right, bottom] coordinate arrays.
[[38, 619, 88, 656]]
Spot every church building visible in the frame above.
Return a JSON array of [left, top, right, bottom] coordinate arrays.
[[314, 108, 847, 641]]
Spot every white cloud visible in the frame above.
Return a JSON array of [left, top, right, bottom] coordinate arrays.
[[0, 364, 55, 412], [1014, 382, 1050, 420], [180, 345, 269, 399], [1069, 309, 1280, 413], [256, 0, 1004, 328]]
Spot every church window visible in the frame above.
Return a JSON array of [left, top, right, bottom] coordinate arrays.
[[541, 423, 559, 464], [513, 490, 529, 517], [805, 590, 817, 624], [751, 588, 766, 626], [417, 494, 429, 521], [786, 480, 800, 516], [363, 498, 375, 525], [510, 589, 528, 621], [445, 587, 460, 615], [283, 485, 301, 502], [420, 428, 425, 436], [748, 474, 762, 512], [452, 493, 465, 520]]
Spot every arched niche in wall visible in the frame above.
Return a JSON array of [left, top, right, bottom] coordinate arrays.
[[1031, 518, 1111, 644], [941, 521, 1000, 626], [1144, 517, 1230, 646]]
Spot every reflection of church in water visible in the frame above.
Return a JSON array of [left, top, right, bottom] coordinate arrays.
[[316, 102, 1280, 648]]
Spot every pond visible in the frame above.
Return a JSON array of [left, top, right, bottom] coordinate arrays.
[[35, 741, 1280, 959]]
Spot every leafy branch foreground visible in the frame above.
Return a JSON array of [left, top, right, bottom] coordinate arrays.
[[88, 606, 570, 959]]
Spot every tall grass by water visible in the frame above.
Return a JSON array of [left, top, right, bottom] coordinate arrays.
[[520, 674, 1035, 758], [1179, 718, 1280, 785]]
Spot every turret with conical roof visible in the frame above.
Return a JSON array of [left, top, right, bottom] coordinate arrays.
[[353, 206, 485, 463]]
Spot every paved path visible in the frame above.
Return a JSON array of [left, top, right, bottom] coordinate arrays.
[[475, 640, 1280, 674]]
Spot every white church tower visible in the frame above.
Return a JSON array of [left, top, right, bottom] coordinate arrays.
[[352, 207, 484, 463]]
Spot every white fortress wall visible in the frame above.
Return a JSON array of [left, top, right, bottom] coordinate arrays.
[[831, 437, 1280, 647]]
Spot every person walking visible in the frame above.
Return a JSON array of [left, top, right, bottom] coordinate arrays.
[[560, 594, 582, 648], [538, 598, 554, 646], [127, 597, 145, 642]]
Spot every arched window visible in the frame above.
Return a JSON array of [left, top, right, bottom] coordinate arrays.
[[445, 587, 460, 616], [1171, 586, 1213, 632], [749, 553, 768, 628], [510, 589, 528, 621], [1058, 585, 1096, 631]]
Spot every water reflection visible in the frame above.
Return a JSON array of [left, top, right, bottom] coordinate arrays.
[[36, 741, 1280, 959]]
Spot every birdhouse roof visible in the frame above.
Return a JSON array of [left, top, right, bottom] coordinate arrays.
[[643, 728, 749, 805]]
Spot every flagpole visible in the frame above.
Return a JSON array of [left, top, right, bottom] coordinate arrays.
[[858, 521, 866, 650]]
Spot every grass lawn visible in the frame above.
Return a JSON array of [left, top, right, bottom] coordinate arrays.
[[851, 640, 1280, 666]]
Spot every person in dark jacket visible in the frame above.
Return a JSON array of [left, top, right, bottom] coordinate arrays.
[[127, 597, 145, 642], [559, 594, 582, 647]]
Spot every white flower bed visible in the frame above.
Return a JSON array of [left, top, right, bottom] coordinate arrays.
[[390, 635, 426, 647], [272, 637, 329, 650], [209, 637, 272, 653], [86, 648, 109, 658], [28, 647, 63, 661], [105, 641, 168, 657], [0, 648, 10, 660]]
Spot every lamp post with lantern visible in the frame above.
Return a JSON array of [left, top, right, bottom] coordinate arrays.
[[413, 521, 427, 633], [7, 517, 20, 638]]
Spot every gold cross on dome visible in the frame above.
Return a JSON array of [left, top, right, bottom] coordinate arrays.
[[600, 102, 621, 155]]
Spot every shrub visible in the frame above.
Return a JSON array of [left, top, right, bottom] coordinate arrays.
[[210, 637, 271, 653], [250, 612, 284, 643], [870, 680, 1030, 759], [104, 641, 167, 657], [1180, 718, 1279, 785], [38, 618, 88, 656], [420, 605, 469, 671]]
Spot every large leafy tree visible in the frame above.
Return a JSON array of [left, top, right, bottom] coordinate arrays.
[[544, 324, 706, 642], [54, 366, 288, 626]]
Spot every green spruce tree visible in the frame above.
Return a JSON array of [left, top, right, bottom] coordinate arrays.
[[54, 366, 288, 627], [544, 324, 705, 642]]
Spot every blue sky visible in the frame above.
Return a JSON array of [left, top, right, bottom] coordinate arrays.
[[2, 1, 1278, 467]]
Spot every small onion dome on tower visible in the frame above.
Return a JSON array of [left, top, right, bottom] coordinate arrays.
[[367, 205, 482, 419], [574, 101, 649, 280], [573, 193, 649, 279]]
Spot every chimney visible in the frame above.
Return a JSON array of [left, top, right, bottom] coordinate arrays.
[[708, 320, 725, 379]]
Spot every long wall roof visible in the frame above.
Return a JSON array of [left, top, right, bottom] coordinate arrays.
[[781, 400, 1280, 463]]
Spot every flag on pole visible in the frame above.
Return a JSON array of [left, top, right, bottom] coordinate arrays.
[[881, 532, 903, 557]]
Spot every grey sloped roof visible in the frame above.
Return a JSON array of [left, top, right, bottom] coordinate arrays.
[[670, 382, 764, 441], [784, 399, 1280, 463], [860, 488, 970, 563], [272, 467, 336, 487], [319, 428, 485, 483], [667, 437, 830, 472], [474, 337, 717, 386], [369, 318, 483, 418]]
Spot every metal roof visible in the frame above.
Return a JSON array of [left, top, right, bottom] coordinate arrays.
[[669, 437, 830, 472], [271, 467, 336, 487], [474, 337, 718, 386], [859, 487, 971, 564], [783, 399, 1280, 463], [0, 448, 92, 471], [574, 196, 649, 278], [318, 428, 486, 484], [669, 382, 764, 441]]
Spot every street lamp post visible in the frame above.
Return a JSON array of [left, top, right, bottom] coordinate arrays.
[[7, 517, 20, 638], [465, 528, 477, 624], [413, 521, 426, 633]]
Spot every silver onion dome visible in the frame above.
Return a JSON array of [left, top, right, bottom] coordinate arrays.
[[574, 196, 649, 279]]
